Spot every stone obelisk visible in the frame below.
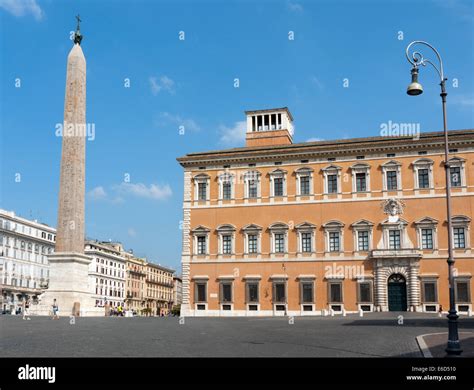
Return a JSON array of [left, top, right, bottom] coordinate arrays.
[[34, 16, 100, 316]]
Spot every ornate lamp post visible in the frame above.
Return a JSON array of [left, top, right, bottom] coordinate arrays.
[[405, 40, 461, 356]]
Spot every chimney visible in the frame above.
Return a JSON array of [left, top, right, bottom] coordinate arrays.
[[245, 107, 294, 147]]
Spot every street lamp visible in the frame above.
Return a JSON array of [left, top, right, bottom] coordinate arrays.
[[405, 40, 462, 356]]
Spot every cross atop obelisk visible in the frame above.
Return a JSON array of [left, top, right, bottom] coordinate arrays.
[[74, 14, 83, 45]]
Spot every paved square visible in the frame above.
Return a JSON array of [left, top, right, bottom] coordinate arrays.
[[1, 312, 473, 357]]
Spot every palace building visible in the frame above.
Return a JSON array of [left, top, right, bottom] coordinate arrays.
[[0, 210, 56, 313], [85, 240, 127, 308], [177, 107, 474, 317]]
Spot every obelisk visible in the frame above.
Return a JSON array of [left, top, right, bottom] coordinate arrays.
[[34, 16, 100, 316], [56, 15, 86, 254]]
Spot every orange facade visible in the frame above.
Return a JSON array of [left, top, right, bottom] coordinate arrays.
[[178, 115, 473, 317]]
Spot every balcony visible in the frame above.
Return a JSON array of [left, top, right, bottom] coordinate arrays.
[[370, 248, 422, 260]]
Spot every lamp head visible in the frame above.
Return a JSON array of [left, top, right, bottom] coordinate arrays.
[[407, 66, 423, 96]]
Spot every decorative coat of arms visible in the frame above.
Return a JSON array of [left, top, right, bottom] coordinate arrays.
[[381, 198, 405, 223]]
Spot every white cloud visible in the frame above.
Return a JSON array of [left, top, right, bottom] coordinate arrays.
[[288, 1, 303, 12], [127, 228, 137, 237], [0, 0, 44, 20], [219, 120, 247, 147], [114, 182, 173, 201], [87, 186, 107, 200], [149, 75, 175, 95], [306, 137, 324, 142], [155, 112, 200, 132]]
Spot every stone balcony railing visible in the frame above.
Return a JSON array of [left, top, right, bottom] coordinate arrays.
[[370, 248, 422, 259]]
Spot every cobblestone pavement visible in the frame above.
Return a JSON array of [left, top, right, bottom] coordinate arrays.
[[1, 312, 473, 357]]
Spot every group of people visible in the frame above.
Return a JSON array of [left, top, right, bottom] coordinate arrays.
[[17, 299, 172, 319], [104, 302, 124, 317], [17, 298, 59, 320]]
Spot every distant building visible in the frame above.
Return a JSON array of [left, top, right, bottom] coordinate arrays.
[[173, 276, 182, 307], [145, 262, 175, 315], [124, 253, 147, 313], [85, 241, 126, 308], [0, 209, 56, 313]]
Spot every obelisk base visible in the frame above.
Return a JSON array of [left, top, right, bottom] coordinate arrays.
[[30, 252, 103, 317]]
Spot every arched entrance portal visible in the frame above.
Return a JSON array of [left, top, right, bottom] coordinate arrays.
[[387, 274, 407, 311]]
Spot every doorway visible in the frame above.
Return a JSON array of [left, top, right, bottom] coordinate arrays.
[[388, 274, 407, 311]]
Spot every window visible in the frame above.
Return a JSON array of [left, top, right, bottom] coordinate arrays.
[[355, 173, 367, 192], [300, 176, 310, 195], [222, 235, 232, 254], [327, 174, 338, 193], [450, 166, 461, 187], [296, 167, 314, 196], [389, 230, 401, 249], [220, 282, 232, 303], [418, 169, 430, 188], [216, 224, 236, 255], [386, 171, 398, 190], [244, 171, 260, 199], [270, 169, 286, 197], [415, 217, 438, 251], [421, 229, 433, 249], [300, 281, 314, 303], [447, 157, 466, 187], [248, 234, 258, 254], [273, 282, 286, 303], [197, 183, 207, 201], [324, 221, 344, 253], [329, 232, 340, 252], [222, 182, 232, 200], [323, 165, 341, 194], [329, 283, 342, 303], [273, 177, 283, 196], [453, 228, 465, 249], [248, 180, 258, 198], [195, 282, 207, 302], [455, 280, 470, 303], [194, 174, 210, 202], [197, 236, 206, 255], [274, 233, 285, 253], [358, 231, 369, 251], [358, 282, 372, 303], [301, 233, 312, 253], [422, 281, 437, 303], [246, 282, 259, 303], [413, 158, 434, 189], [218, 173, 234, 200]]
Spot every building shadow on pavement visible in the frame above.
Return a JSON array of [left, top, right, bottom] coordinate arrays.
[[342, 316, 474, 329]]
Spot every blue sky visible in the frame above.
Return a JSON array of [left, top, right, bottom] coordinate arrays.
[[1, 0, 473, 271]]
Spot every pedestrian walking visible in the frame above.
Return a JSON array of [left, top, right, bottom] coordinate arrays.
[[52, 299, 59, 320], [22, 299, 31, 320]]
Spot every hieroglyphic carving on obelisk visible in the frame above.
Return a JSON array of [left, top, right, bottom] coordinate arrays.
[[55, 15, 86, 254]]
